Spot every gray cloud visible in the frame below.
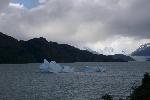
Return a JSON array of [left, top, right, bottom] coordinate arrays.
[[0, 0, 150, 53], [0, 0, 10, 11], [106, 0, 150, 39]]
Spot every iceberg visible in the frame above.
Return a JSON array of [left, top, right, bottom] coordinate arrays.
[[79, 66, 106, 73], [39, 59, 51, 73], [48, 61, 62, 73], [39, 59, 106, 73], [39, 59, 74, 73], [62, 66, 74, 73]]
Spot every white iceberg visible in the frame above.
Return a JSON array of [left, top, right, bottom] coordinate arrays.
[[39, 59, 74, 73], [39, 59, 51, 73], [49, 61, 62, 73], [40, 59, 106, 73]]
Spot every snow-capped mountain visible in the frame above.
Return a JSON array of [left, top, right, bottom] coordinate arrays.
[[136, 43, 150, 52], [84, 47, 135, 61], [84, 47, 128, 55], [97, 47, 115, 55], [132, 43, 150, 56], [83, 47, 115, 55]]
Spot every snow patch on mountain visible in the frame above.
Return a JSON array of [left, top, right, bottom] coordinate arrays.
[[84, 46, 128, 55], [136, 43, 150, 52]]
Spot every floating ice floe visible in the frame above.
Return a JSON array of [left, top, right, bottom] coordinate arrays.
[[39, 59, 74, 73], [62, 66, 74, 73], [79, 66, 106, 73], [39, 59, 106, 73]]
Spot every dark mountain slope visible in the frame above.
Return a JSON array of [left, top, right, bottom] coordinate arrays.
[[0, 32, 127, 63], [0, 32, 36, 63]]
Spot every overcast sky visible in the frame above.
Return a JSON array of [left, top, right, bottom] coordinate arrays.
[[0, 0, 150, 55]]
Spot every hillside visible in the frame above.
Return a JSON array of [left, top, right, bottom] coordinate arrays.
[[0, 32, 128, 63]]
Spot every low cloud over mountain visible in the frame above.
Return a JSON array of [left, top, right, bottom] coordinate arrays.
[[0, 0, 150, 54]]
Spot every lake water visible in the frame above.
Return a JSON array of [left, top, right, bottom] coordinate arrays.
[[0, 62, 150, 100]]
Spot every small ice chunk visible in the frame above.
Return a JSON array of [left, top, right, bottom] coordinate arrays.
[[62, 66, 74, 73], [97, 66, 106, 72], [79, 66, 106, 72], [80, 66, 96, 72]]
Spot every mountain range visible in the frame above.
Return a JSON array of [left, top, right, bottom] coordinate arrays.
[[0, 32, 134, 63], [131, 43, 150, 56]]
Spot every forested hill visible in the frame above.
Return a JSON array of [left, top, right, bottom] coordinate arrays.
[[0, 32, 130, 63]]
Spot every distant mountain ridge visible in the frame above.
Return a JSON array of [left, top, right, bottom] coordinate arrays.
[[84, 47, 134, 61], [132, 43, 150, 56], [0, 32, 133, 63]]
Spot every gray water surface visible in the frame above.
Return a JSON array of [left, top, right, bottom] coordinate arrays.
[[0, 62, 150, 100]]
